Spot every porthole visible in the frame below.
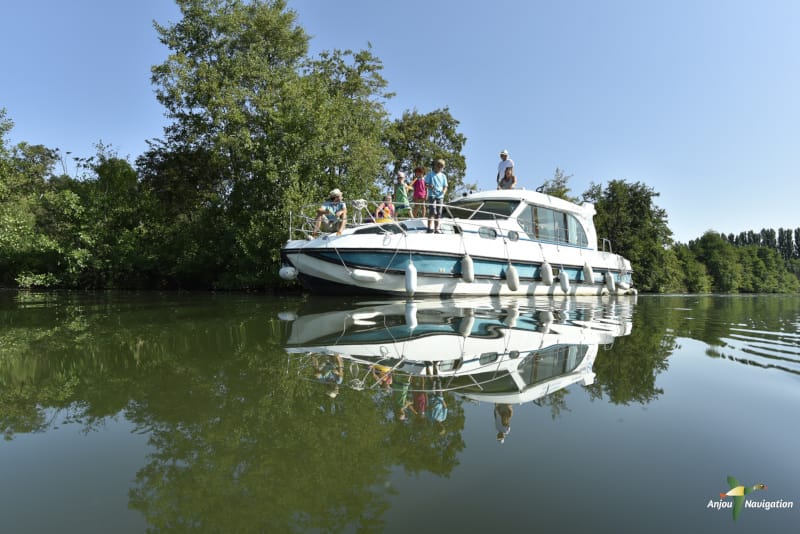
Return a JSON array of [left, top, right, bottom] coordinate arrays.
[[507, 230, 519, 241]]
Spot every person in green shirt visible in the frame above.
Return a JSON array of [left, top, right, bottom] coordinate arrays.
[[393, 171, 412, 218]]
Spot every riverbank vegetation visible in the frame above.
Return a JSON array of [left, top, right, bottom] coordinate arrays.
[[1, 0, 797, 293]]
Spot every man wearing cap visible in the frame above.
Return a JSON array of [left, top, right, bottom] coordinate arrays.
[[497, 150, 514, 188], [494, 403, 513, 444], [313, 188, 347, 236]]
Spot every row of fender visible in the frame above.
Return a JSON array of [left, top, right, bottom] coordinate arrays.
[[404, 254, 633, 296]]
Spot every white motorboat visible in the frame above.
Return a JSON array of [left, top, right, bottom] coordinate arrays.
[[282, 296, 634, 404], [279, 189, 636, 297]]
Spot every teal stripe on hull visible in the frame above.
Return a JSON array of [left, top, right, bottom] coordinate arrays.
[[311, 250, 631, 284]]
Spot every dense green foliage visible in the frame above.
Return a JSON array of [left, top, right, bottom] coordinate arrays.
[[383, 107, 469, 194], [0, 0, 797, 292], [554, 172, 799, 293], [584, 179, 675, 292]]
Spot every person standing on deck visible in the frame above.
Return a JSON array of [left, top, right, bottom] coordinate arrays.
[[497, 149, 514, 188], [410, 167, 427, 217], [394, 171, 412, 218], [424, 159, 448, 234]]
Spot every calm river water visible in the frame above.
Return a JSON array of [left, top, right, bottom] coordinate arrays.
[[1, 292, 799, 533]]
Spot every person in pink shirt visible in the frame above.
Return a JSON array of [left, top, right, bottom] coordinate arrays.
[[410, 166, 427, 217]]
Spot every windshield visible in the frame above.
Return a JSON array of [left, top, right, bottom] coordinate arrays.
[[449, 199, 520, 220]]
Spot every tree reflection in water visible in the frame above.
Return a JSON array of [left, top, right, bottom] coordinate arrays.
[[12, 293, 792, 531]]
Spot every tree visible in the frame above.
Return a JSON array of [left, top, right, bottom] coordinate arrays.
[[0, 112, 65, 287], [689, 231, 743, 292], [795, 228, 800, 259], [148, 0, 392, 288], [778, 228, 794, 261], [537, 167, 579, 202], [383, 108, 468, 196], [136, 143, 232, 288], [669, 243, 712, 293], [73, 146, 153, 288], [760, 228, 777, 250], [583, 180, 673, 292]]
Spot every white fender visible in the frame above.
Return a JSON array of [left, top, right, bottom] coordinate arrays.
[[583, 262, 595, 284], [351, 311, 380, 326], [277, 311, 297, 321], [405, 301, 418, 329], [458, 313, 475, 337], [278, 266, 298, 281], [605, 272, 616, 293], [539, 310, 554, 334], [541, 261, 553, 285], [506, 263, 519, 291], [503, 306, 519, 328], [461, 254, 474, 283], [617, 280, 630, 290], [618, 286, 637, 296], [559, 271, 571, 294], [351, 269, 383, 283], [405, 261, 417, 296]]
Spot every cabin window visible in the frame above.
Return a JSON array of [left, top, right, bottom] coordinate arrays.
[[517, 205, 588, 247], [507, 230, 519, 241], [479, 352, 499, 364], [478, 227, 498, 239], [516, 345, 588, 386]]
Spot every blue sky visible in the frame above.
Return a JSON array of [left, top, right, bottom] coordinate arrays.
[[3, 0, 799, 243]]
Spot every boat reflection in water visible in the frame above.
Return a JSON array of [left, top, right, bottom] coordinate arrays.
[[283, 296, 634, 405]]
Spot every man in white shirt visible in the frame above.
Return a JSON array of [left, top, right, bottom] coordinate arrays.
[[496, 149, 514, 187]]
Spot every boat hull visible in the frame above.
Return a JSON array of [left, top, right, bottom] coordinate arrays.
[[283, 246, 634, 297]]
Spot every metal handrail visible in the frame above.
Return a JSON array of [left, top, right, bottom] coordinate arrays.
[[288, 198, 520, 240]]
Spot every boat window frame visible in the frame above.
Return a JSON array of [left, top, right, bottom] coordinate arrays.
[[478, 227, 498, 239], [517, 203, 588, 247], [516, 344, 588, 386]]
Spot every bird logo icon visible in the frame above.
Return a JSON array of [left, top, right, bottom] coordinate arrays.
[[720, 475, 767, 521]]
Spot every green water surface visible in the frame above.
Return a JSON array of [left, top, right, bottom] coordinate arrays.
[[1, 292, 798, 533]]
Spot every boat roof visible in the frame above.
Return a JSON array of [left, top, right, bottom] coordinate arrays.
[[453, 189, 596, 217]]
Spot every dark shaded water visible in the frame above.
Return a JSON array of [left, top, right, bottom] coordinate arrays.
[[1, 292, 799, 533]]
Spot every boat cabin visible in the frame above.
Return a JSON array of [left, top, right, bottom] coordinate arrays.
[[448, 191, 597, 250]]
